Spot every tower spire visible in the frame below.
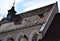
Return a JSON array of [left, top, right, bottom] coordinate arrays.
[[13, 0, 15, 6], [7, 0, 17, 21]]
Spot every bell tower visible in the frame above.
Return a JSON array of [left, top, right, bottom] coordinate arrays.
[[7, 0, 17, 21]]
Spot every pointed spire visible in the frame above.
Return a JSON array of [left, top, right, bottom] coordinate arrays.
[[8, 0, 16, 13], [11, 0, 15, 11], [13, 0, 15, 6], [7, 0, 17, 21]]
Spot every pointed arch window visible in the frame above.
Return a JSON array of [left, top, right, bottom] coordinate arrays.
[[4, 35, 14, 41], [29, 30, 39, 41], [16, 33, 28, 41], [19, 35, 28, 41], [6, 38, 14, 41], [32, 34, 38, 41]]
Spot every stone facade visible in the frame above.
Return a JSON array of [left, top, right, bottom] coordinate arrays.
[[0, 2, 59, 41]]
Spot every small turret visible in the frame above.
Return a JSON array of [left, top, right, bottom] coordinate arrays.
[[7, 0, 17, 21]]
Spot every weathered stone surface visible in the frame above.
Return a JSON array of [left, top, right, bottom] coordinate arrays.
[[0, 2, 59, 41]]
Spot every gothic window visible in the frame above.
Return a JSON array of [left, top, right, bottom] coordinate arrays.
[[18, 35, 28, 41], [19, 37, 28, 41], [6, 38, 14, 41], [32, 34, 38, 41], [16, 33, 28, 41], [38, 14, 44, 18]]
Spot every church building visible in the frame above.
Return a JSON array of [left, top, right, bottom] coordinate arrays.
[[0, 2, 60, 41]]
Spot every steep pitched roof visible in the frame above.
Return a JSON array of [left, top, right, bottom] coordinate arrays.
[[0, 3, 54, 25], [17, 3, 54, 18], [0, 2, 58, 34]]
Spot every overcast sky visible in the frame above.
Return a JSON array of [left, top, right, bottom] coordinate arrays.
[[0, 0, 60, 20]]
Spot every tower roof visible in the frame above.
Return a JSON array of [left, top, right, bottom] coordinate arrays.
[[8, 0, 16, 13], [8, 6, 16, 13], [0, 2, 59, 33]]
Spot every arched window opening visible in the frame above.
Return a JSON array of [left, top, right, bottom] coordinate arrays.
[[29, 30, 39, 41], [6, 38, 14, 41], [16, 33, 28, 41], [18, 35, 28, 41], [32, 34, 38, 41], [4, 35, 14, 41]]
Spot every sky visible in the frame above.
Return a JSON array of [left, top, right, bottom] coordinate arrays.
[[0, 0, 60, 20]]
